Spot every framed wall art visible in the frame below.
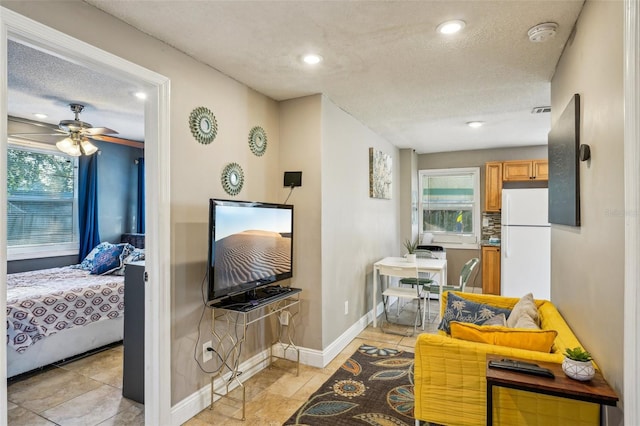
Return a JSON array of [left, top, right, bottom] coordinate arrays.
[[369, 148, 392, 199]]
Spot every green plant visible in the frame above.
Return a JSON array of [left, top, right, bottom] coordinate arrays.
[[564, 346, 593, 362], [403, 237, 419, 254]]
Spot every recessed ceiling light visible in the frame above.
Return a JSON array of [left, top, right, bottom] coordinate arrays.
[[467, 121, 484, 128], [134, 91, 147, 100], [437, 20, 466, 35], [302, 54, 323, 65], [33, 113, 48, 119]]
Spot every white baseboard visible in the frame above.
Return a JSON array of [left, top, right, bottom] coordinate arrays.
[[170, 306, 380, 424]]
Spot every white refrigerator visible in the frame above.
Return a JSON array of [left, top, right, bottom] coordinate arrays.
[[501, 188, 550, 300]]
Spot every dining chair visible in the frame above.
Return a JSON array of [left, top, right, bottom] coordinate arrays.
[[378, 264, 426, 335]]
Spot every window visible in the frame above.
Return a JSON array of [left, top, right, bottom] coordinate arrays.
[[7, 140, 78, 260], [419, 167, 480, 246]]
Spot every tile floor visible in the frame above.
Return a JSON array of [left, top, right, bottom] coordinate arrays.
[[7, 297, 448, 426], [7, 345, 144, 426]]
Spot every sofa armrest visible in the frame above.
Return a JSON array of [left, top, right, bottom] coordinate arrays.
[[414, 333, 597, 426]]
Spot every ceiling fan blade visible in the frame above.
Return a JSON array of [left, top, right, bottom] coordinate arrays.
[[91, 134, 144, 149], [84, 127, 119, 136], [9, 132, 68, 137]]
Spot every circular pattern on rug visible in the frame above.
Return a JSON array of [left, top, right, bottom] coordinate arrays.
[[248, 126, 267, 156], [387, 385, 414, 419], [189, 106, 218, 144], [332, 379, 367, 399], [221, 162, 244, 196]]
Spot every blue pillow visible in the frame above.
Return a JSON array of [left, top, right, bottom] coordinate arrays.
[[89, 245, 124, 275], [438, 292, 512, 334], [78, 242, 116, 271]]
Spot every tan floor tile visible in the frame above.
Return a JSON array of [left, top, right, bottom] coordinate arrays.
[[8, 368, 103, 413], [59, 346, 124, 388], [40, 384, 134, 426], [96, 403, 144, 426], [8, 405, 57, 426]]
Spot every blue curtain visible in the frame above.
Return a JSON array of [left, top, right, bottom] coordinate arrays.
[[78, 154, 101, 261], [137, 157, 145, 233]]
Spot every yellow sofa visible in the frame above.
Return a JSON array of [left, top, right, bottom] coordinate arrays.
[[414, 291, 599, 426]]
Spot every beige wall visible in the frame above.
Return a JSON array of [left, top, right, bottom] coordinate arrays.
[[279, 95, 323, 350], [3, 1, 281, 404], [550, 0, 625, 418], [320, 96, 400, 346]]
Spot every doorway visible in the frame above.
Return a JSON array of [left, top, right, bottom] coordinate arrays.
[[0, 6, 171, 425]]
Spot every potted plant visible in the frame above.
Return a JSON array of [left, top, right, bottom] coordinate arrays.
[[404, 237, 418, 262], [562, 346, 595, 381]]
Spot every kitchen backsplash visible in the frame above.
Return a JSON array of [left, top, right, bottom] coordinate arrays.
[[482, 212, 501, 240]]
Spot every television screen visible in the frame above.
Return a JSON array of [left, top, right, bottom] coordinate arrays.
[[207, 199, 293, 305], [548, 93, 580, 226]]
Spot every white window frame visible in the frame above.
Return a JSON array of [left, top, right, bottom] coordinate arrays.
[[7, 138, 79, 260], [418, 167, 481, 249]]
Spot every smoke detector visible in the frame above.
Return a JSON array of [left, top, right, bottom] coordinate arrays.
[[528, 22, 558, 43]]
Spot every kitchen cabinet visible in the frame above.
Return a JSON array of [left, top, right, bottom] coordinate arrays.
[[484, 162, 503, 212], [482, 245, 501, 295], [502, 159, 548, 181]]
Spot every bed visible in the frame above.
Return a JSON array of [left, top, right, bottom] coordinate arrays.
[[6, 266, 125, 377], [6, 240, 144, 378]]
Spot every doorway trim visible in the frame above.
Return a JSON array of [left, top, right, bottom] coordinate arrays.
[[0, 6, 172, 425], [624, 0, 640, 423]]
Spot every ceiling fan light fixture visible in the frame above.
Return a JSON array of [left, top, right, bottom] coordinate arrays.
[[56, 137, 82, 157], [437, 20, 466, 35], [80, 139, 99, 155]]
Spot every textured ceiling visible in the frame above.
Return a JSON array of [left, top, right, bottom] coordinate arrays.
[[9, 1, 585, 153]]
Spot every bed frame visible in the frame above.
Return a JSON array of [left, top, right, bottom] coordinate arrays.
[[7, 316, 124, 378]]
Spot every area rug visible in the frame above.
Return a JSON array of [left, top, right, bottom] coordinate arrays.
[[284, 344, 415, 426]]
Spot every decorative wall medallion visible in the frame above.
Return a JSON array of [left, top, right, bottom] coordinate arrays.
[[189, 106, 218, 144], [248, 126, 267, 156], [221, 162, 244, 196]]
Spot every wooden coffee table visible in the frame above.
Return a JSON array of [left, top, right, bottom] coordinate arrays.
[[486, 354, 618, 425]]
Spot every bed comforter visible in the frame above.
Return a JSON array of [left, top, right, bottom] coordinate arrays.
[[6, 266, 125, 353]]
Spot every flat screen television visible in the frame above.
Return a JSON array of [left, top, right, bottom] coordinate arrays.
[[548, 93, 581, 227], [207, 199, 294, 305]]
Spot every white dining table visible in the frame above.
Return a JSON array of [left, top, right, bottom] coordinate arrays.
[[372, 256, 447, 328]]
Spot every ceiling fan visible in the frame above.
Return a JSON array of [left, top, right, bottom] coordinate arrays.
[[9, 103, 142, 156]]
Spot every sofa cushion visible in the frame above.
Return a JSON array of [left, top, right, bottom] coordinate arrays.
[[438, 292, 512, 334], [449, 321, 558, 352], [507, 293, 540, 329], [482, 313, 507, 326]]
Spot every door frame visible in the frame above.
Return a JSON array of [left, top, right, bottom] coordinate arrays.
[[0, 7, 172, 425], [624, 0, 640, 423]]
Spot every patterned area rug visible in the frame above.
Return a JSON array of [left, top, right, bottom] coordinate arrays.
[[284, 344, 415, 426]]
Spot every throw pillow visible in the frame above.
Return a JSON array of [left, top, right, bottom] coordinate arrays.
[[438, 292, 512, 334], [77, 242, 116, 271], [482, 313, 507, 326], [506, 293, 540, 329], [112, 248, 146, 276], [89, 245, 124, 275], [450, 321, 558, 353]]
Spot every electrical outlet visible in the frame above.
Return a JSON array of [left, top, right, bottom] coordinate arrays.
[[344, 301, 349, 315], [202, 341, 213, 363], [280, 312, 289, 326]]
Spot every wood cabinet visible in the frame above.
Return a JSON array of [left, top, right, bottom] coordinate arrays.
[[482, 246, 501, 295], [502, 159, 548, 181], [484, 162, 503, 212]]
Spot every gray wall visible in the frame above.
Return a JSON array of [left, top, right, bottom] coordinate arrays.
[[550, 0, 624, 421]]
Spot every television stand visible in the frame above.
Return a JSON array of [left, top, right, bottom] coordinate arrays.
[[209, 287, 301, 421]]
